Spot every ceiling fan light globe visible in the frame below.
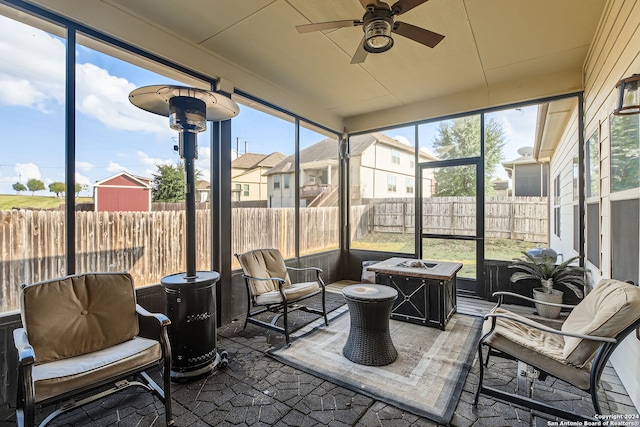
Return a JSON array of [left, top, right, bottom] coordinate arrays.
[[364, 19, 394, 53]]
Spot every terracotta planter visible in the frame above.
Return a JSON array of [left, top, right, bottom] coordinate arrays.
[[532, 288, 564, 319]]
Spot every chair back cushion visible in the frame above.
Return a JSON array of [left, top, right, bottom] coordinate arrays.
[[21, 272, 138, 364], [562, 279, 640, 366], [237, 249, 291, 296]]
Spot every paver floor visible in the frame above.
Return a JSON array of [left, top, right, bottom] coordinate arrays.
[[1, 292, 637, 426]]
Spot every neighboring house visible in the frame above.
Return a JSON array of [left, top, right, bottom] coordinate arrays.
[[264, 133, 437, 208], [491, 179, 510, 197], [93, 172, 152, 212], [501, 147, 549, 197], [232, 152, 286, 202], [196, 180, 210, 202]]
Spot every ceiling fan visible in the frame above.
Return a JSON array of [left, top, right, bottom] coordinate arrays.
[[295, 0, 444, 64]]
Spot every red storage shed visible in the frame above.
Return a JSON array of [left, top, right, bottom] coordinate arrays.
[[94, 172, 152, 212]]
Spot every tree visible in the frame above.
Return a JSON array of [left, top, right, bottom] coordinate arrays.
[[75, 183, 88, 196], [49, 182, 66, 197], [152, 163, 204, 202], [431, 116, 505, 196], [12, 182, 26, 195], [152, 163, 186, 202], [26, 178, 45, 196]]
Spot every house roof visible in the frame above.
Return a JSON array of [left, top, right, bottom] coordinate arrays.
[[93, 171, 153, 188], [265, 132, 436, 175], [232, 152, 287, 170], [23, 0, 607, 134], [196, 180, 210, 190]]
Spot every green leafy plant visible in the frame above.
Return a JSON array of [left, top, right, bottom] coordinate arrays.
[[509, 252, 585, 298]]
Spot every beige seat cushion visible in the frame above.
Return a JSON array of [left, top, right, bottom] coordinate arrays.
[[21, 272, 138, 364], [562, 279, 640, 367], [483, 308, 591, 390], [237, 249, 292, 295], [255, 281, 320, 305], [33, 336, 161, 403]]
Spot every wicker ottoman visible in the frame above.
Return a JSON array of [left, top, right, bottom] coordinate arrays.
[[342, 284, 398, 366]]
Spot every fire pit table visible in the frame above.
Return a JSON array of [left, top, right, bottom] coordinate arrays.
[[366, 257, 463, 330], [342, 284, 398, 366]]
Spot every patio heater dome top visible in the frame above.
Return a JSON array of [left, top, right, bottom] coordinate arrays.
[[128, 85, 239, 123]]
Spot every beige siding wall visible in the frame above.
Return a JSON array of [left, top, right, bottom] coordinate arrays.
[[582, 0, 640, 409], [232, 167, 269, 201], [549, 107, 582, 271]]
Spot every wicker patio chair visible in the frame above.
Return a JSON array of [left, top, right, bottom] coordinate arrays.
[[235, 248, 328, 345]]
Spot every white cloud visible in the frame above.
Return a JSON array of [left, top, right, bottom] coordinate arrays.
[[75, 172, 91, 187], [195, 146, 211, 173], [76, 63, 172, 137], [0, 16, 65, 111], [15, 163, 42, 181], [136, 150, 174, 167], [0, 15, 173, 137], [76, 161, 94, 172], [107, 161, 127, 173]]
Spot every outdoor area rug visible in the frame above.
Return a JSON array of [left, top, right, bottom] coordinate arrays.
[[269, 309, 482, 425]]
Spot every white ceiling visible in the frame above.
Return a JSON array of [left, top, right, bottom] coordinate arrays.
[[21, 0, 607, 133]]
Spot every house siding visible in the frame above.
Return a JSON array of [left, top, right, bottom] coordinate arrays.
[[582, 0, 640, 410], [94, 173, 152, 212]]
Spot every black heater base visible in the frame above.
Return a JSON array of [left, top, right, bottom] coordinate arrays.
[[162, 271, 226, 382]]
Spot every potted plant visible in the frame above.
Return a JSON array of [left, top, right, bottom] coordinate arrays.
[[509, 252, 586, 319]]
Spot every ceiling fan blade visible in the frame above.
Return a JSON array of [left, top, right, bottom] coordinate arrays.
[[350, 38, 368, 64], [390, 0, 430, 15], [393, 21, 444, 48], [296, 20, 359, 34]]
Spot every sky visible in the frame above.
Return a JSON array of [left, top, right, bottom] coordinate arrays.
[[0, 13, 537, 196]]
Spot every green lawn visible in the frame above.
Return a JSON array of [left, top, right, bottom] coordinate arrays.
[[352, 232, 536, 278], [0, 194, 92, 210]]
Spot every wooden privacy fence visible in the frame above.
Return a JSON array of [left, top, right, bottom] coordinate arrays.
[[0, 198, 545, 312], [354, 197, 548, 242], [0, 207, 340, 312]]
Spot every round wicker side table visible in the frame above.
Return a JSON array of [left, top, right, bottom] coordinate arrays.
[[342, 284, 398, 366]]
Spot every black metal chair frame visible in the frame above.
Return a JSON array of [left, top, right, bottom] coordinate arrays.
[[13, 304, 174, 427], [235, 254, 328, 346], [474, 291, 640, 422]]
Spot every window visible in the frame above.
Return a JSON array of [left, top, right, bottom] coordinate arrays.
[[409, 158, 414, 168], [299, 123, 339, 255], [573, 157, 579, 201], [391, 149, 400, 164], [274, 175, 281, 189], [350, 127, 415, 255], [0, 14, 67, 312], [610, 114, 640, 193], [586, 132, 600, 197], [387, 175, 397, 192], [553, 175, 561, 237], [406, 177, 414, 193], [284, 175, 289, 189], [243, 184, 249, 196]]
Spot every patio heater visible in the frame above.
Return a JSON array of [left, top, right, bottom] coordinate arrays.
[[129, 85, 239, 381]]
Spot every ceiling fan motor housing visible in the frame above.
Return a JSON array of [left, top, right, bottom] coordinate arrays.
[[363, 8, 394, 53]]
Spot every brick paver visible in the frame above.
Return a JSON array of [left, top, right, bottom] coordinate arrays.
[[0, 294, 634, 426]]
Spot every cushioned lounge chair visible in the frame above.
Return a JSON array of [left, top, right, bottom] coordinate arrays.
[[235, 248, 328, 345], [474, 278, 640, 421], [13, 272, 173, 427]]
